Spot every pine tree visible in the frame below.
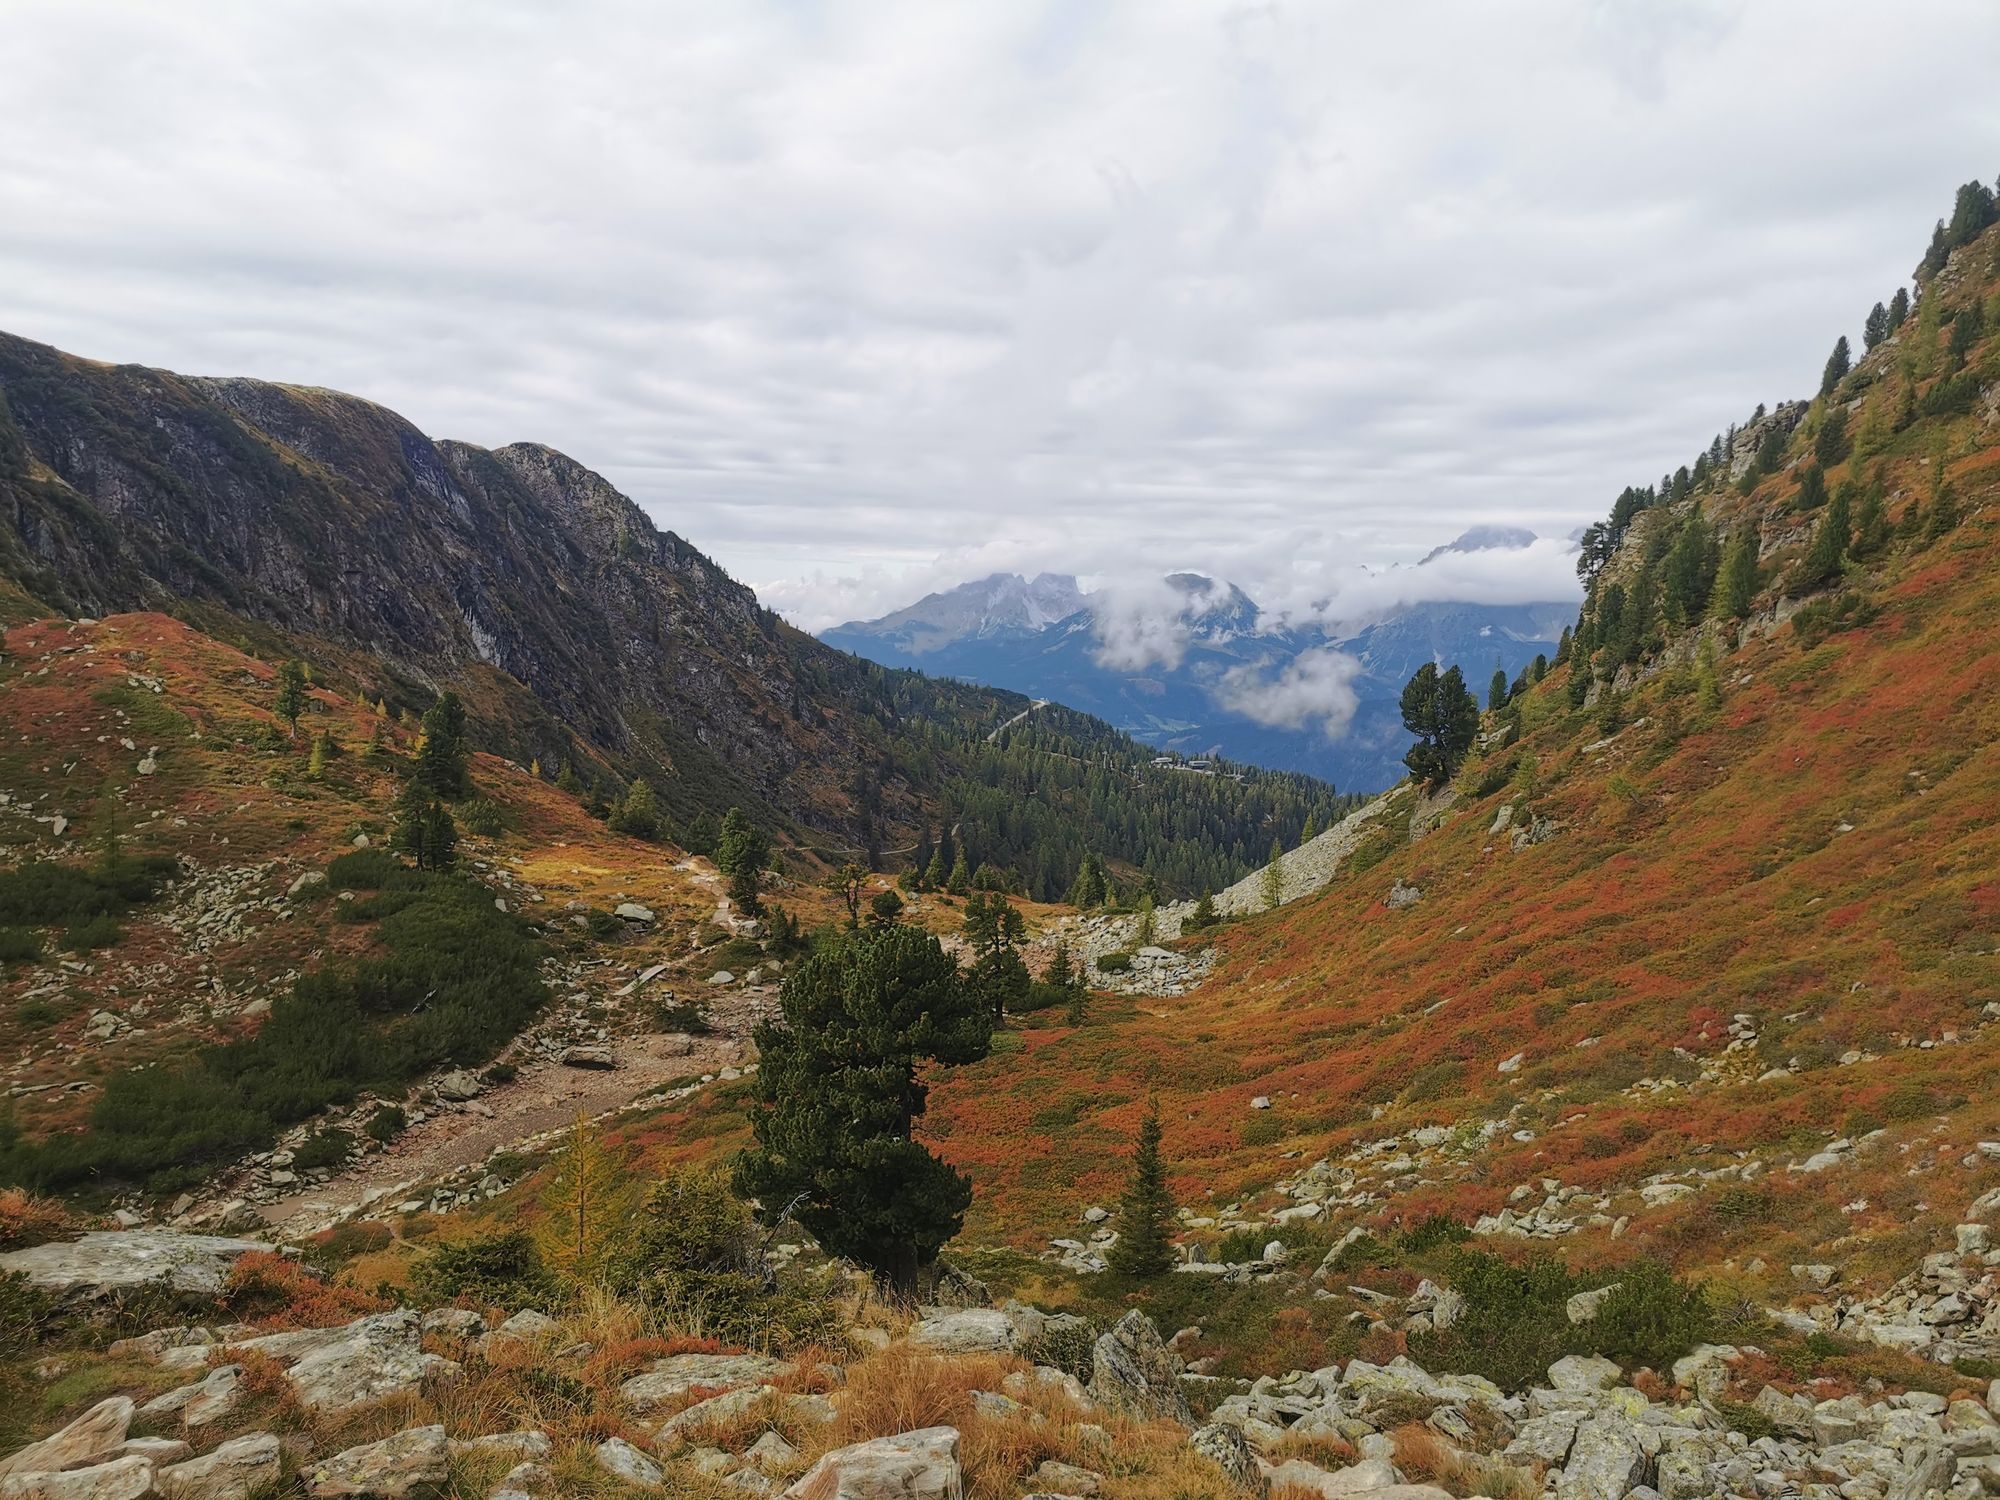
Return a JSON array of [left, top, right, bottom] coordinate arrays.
[[422, 802, 458, 870], [538, 1113, 627, 1283], [1852, 487, 1889, 559], [1399, 663, 1481, 788], [1796, 486, 1851, 591], [924, 847, 949, 891], [414, 691, 469, 797], [715, 807, 769, 914], [868, 889, 905, 927], [1105, 1101, 1175, 1278], [1714, 531, 1760, 619], [1795, 464, 1829, 511], [1299, 813, 1319, 844], [1887, 287, 1910, 331], [1067, 853, 1105, 909], [609, 779, 659, 840], [1134, 894, 1156, 947], [736, 924, 993, 1296], [307, 732, 330, 780], [273, 659, 308, 738], [1260, 839, 1283, 911], [831, 863, 868, 927], [1488, 668, 1508, 712], [1662, 512, 1717, 627], [1863, 301, 1889, 350], [945, 853, 971, 897], [1814, 409, 1850, 468], [1820, 335, 1851, 397], [1187, 891, 1218, 931], [555, 762, 582, 795]]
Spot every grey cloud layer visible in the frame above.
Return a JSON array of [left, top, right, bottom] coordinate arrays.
[[4, 1, 1997, 630]]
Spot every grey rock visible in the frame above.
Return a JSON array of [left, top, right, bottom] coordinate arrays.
[[0, 1457, 156, 1500], [154, 1433, 282, 1500], [305, 1425, 450, 1497], [592, 1438, 663, 1488], [1548, 1354, 1623, 1393], [1189, 1425, 1261, 1495], [620, 1352, 785, 1413], [1088, 1311, 1193, 1426], [779, 1427, 961, 1499], [0, 1233, 270, 1302], [908, 1307, 1016, 1354], [0, 1399, 133, 1479], [1555, 1417, 1645, 1500]]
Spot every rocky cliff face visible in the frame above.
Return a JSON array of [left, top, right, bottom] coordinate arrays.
[[0, 331, 970, 836]]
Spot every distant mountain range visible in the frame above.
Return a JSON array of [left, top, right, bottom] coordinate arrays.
[[822, 542, 1576, 793]]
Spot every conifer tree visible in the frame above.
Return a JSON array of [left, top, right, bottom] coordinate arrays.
[[414, 691, 469, 797], [1888, 287, 1910, 331], [555, 762, 582, 795], [539, 1113, 627, 1283], [924, 847, 949, 892], [1852, 487, 1889, 558], [1864, 301, 1889, 350], [609, 778, 659, 840], [1187, 891, 1218, 931], [1488, 668, 1509, 712], [307, 732, 330, 780], [1299, 812, 1319, 844], [945, 852, 971, 897], [1714, 531, 1760, 619], [1399, 663, 1481, 788], [868, 889, 905, 927], [1795, 464, 1829, 511], [1820, 335, 1851, 397], [1796, 487, 1851, 591], [1105, 1100, 1175, 1278], [1134, 893, 1156, 946], [831, 863, 868, 928], [1662, 512, 1717, 626], [715, 807, 769, 914], [737, 925, 993, 1296], [1814, 409, 1850, 468], [1260, 839, 1283, 911], [274, 659, 308, 738]]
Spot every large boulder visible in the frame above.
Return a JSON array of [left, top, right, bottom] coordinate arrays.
[[780, 1427, 962, 1500], [593, 1439, 663, 1488], [1554, 1417, 1646, 1500], [0, 1456, 156, 1500], [304, 1425, 450, 1497], [139, 1365, 242, 1429], [620, 1351, 787, 1413], [1190, 1424, 1263, 1494], [0, 1399, 133, 1479], [1087, 1311, 1192, 1426], [0, 1233, 270, 1302], [908, 1308, 1016, 1354], [154, 1433, 283, 1500], [275, 1311, 459, 1414]]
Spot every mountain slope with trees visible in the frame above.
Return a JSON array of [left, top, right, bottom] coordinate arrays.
[[0, 334, 1336, 898]]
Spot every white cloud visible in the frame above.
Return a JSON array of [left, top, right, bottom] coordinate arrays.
[[2, 0, 1996, 631], [1088, 575, 1232, 673], [1214, 648, 1365, 738]]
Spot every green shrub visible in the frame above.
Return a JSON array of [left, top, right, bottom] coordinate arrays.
[[1, 864, 546, 1195], [0, 854, 175, 927], [410, 1230, 562, 1311], [458, 799, 505, 837], [364, 1105, 406, 1143], [1589, 1262, 1716, 1368], [0, 929, 40, 965], [293, 1128, 354, 1171], [0, 1270, 56, 1358], [599, 1167, 840, 1351], [583, 909, 624, 939], [325, 849, 399, 889], [1018, 1315, 1099, 1380], [1240, 1114, 1283, 1147], [483, 1063, 518, 1084], [1410, 1250, 1712, 1391], [653, 999, 713, 1034], [62, 915, 124, 953], [1095, 952, 1133, 974]]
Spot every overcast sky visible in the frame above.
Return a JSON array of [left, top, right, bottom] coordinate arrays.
[[5, 1, 1997, 631]]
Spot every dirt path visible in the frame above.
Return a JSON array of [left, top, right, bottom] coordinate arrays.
[[258, 1028, 751, 1234]]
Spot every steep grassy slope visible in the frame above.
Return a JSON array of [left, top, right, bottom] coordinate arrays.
[[909, 204, 2000, 1297]]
